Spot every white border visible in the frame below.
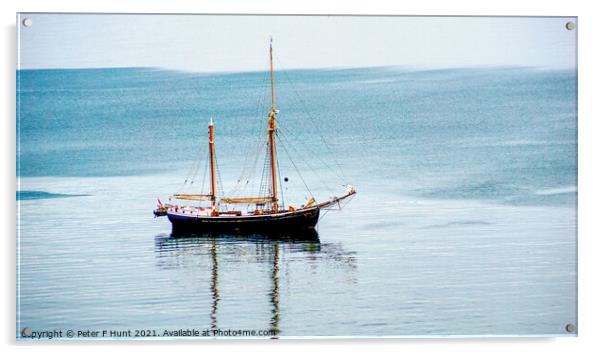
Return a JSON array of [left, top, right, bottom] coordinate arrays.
[[3, 1, 600, 353]]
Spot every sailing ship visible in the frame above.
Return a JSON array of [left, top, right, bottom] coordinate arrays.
[[154, 39, 355, 235]]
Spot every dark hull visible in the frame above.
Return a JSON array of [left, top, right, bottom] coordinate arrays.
[[167, 207, 320, 237]]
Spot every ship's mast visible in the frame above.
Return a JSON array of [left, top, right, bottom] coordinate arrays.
[[208, 118, 217, 209], [268, 38, 279, 211]]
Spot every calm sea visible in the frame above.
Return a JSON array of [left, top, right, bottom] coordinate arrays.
[[16, 66, 577, 338]]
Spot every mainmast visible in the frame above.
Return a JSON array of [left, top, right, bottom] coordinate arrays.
[[208, 118, 217, 210], [268, 37, 279, 211]]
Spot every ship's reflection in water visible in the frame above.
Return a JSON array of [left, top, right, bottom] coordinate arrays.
[[154, 231, 356, 337]]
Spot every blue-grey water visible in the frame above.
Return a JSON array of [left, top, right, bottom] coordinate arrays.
[[16, 66, 576, 338]]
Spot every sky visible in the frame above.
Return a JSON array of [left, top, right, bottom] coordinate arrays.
[[17, 14, 576, 72]]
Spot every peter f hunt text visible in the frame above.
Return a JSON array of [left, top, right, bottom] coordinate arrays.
[[21, 328, 278, 339]]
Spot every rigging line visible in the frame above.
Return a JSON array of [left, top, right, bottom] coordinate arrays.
[[184, 145, 206, 195], [249, 66, 273, 174], [259, 142, 274, 206], [232, 64, 270, 191], [228, 134, 267, 196], [275, 141, 286, 208], [179, 153, 203, 194], [241, 137, 266, 195], [276, 121, 346, 185], [227, 65, 271, 196], [241, 103, 268, 185], [275, 57, 349, 181], [248, 137, 269, 187], [280, 98, 347, 183], [317, 195, 353, 221], [247, 63, 271, 161], [276, 127, 327, 191], [168, 75, 202, 185], [278, 129, 336, 197], [213, 149, 225, 198], [259, 142, 270, 196], [189, 146, 205, 183], [179, 130, 207, 190], [267, 80, 345, 182], [270, 106, 347, 187], [178, 76, 215, 191], [198, 149, 210, 207], [318, 209, 330, 222], [177, 73, 223, 182], [318, 111, 349, 180], [238, 131, 266, 196], [276, 124, 338, 194], [276, 134, 315, 199]]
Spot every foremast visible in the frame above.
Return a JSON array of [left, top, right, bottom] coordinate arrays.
[[268, 37, 279, 212], [167, 119, 218, 206], [208, 118, 218, 212]]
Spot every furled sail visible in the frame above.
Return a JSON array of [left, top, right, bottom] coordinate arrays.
[[221, 197, 274, 204], [172, 194, 214, 201]]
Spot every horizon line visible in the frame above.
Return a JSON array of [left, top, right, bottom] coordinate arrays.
[[16, 64, 576, 75]]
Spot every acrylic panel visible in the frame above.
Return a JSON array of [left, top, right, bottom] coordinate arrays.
[[16, 14, 577, 339]]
